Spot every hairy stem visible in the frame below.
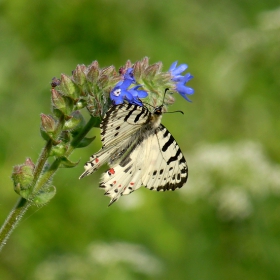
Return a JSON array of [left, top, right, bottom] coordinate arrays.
[[0, 198, 30, 251]]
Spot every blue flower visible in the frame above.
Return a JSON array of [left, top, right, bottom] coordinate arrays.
[[110, 70, 148, 106], [169, 61, 194, 102], [169, 61, 188, 80]]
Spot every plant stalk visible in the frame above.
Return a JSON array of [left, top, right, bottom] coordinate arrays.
[[0, 116, 99, 252]]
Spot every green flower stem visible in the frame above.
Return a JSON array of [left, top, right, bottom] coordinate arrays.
[[0, 197, 30, 252], [0, 115, 100, 252], [27, 115, 65, 196], [32, 140, 53, 184]]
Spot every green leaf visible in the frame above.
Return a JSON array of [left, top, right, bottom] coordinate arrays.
[[76, 136, 96, 148], [59, 156, 80, 168], [33, 186, 56, 206]]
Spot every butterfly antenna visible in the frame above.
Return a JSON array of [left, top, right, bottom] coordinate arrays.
[[142, 88, 170, 109], [164, 110, 184, 115], [162, 88, 184, 115], [142, 101, 155, 109], [163, 88, 169, 104]]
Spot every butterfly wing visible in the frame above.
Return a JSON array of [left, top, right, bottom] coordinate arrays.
[[100, 103, 150, 148], [79, 103, 151, 178], [142, 124, 188, 191], [99, 124, 188, 205]]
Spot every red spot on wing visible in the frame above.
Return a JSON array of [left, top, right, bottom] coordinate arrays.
[[107, 168, 116, 176], [130, 182, 134, 185], [118, 185, 122, 188], [109, 168, 115, 174], [95, 158, 99, 163], [113, 181, 116, 184]]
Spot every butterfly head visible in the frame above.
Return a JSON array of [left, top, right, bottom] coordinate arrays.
[[153, 105, 163, 116]]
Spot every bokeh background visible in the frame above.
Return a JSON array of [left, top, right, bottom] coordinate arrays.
[[1, 0, 280, 279]]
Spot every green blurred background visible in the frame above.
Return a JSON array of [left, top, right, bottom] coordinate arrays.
[[1, 0, 280, 279]]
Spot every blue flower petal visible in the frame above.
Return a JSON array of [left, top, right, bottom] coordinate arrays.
[[132, 98, 143, 106], [183, 73, 193, 82], [124, 68, 136, 82], [121, 79, 134, 88], [169, 61, 188, 77], [135, 90, 148, 98], [169, 61, 178, 72], [176, 84, 194, 95], [175, 82, 194, 102], [129, 85, 148, 98], [172, 64, 188, 77], [123, 91, 134, 102]]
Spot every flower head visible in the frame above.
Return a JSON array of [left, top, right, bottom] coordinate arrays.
[[63, 57, 194, 115], [169, 61, 194, 102]]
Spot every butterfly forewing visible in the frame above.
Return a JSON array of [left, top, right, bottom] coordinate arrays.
[[100, 103, 150, 148], [80, 104, 150, 179]]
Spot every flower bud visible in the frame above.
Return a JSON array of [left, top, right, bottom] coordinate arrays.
[[51, 89, 74, 117], [51, 89, 66, 112], [133, 60, 142, 80], [12, 158, 35, 198], [72, 64, 87, 86], [87, 61, 100, 83], [41, 114, 56, 132], [40, 114, 56, 141], [60, 74, 80, 100], [98, 74, 109, 89], [143, 63, 162, 81], [50, 142, 68, 157], [101, 65, 116, 76], [122, 59, 133, 71], [26, 157, 35, 168]]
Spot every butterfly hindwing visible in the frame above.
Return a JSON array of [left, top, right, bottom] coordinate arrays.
[[100, 124, 188, 203], [142, 125, 188, 191]]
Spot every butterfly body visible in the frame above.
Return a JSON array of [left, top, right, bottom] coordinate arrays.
[[80, 102, 188, 205]]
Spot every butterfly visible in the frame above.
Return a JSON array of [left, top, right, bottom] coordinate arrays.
[[79, 102, 188, 206]]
